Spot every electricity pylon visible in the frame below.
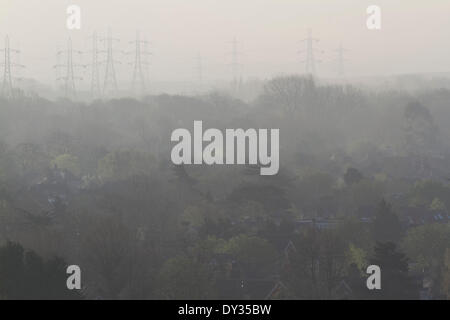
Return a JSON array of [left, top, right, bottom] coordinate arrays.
[[129, 31, 150, 96], [299, 29, 321, 77], [101, 28, 120, 97], [54, 37, 84, 100], [142, 37, 151, 88], [88, 31, 101, 99], [1, 36, 24, 99]]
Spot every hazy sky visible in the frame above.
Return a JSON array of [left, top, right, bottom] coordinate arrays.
[[1, 0, 450, 86]]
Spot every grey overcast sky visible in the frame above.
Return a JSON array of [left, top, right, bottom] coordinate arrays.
[[1, 0, 450, 86]]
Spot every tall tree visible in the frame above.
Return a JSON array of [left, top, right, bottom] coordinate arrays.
[[372, 199, 402, 243], [367, 242, 418, 300], [0, 241, 82, 299]]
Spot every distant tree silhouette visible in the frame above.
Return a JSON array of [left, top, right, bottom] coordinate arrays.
[[403, 101, 439, 158], [344, 167, 363, 186], [367, 242, 419, 300], [0, 241, 82, 299], [172, 164, 197, 186], [260, 75, 317, 114], [345, 263, 367, 299], [372, 199, 402, 243], [442, 249, 450, 299], [228, 184, 291, 214], [157, 254, 216, 299]]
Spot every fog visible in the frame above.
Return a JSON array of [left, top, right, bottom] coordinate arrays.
[[1, 0, 450, 88], [0, 1, 449, 301]]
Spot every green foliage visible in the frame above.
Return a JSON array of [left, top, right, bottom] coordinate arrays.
[[288, 229, 347, 299], [296, 171, 336, 213], [97, 150, 154, 181], [368, 242, 418, 299], [0, 142, 16, 184], [345, 243, 368, 272], [219, 235, 278, 277], [403, 101, 438, 152], [409, 180, 450, 208], [0, 241, 82, 300], [336, 218, 372, 251], [344, 167, 363, 186], [402, 223, 450, 273], [228, 184, 291, 214], [260, 75, 317, 115], [157, 254, 216, 299], [349, 179, 385, 210], [430, 197, 447, 212], [442, 249, 450, 299], [51, 153, 81, 176], [372, 200, 402, 243], [0, 80, 449, 299]]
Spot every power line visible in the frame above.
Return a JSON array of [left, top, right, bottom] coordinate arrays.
[[88, 31, 101, 99], [299, 29, 321, 77], [142, 37, 151, 88], [101, 28, 120, 97], [129, 30, 150, 96], [54, 37, 84, 100], [1, 36, 24, 99]]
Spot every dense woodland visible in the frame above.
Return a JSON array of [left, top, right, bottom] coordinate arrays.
[[0, 75, 449, 299]]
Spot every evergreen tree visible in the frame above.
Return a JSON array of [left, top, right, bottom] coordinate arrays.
[[372, 199, 402, 243], [367, 242, 419, 300], [0, 241, 82, 299]]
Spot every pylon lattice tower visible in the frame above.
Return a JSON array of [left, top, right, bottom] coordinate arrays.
[[143, 38, 151, 86], [1, 36, 23, 99], [101, 28, 120, 97], [300, 29, 320, 77], [89, 31, 101, 99], [55, 38, 84, 100], [129, 31, 150, 96]]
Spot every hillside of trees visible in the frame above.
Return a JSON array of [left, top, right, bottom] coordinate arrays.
[[0, 76, 449, 299]]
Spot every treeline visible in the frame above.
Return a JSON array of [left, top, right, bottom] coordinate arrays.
[[0, 76, 449, 299]]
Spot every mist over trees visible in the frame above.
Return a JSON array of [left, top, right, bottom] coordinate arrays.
[[0, 75, 449, 299]]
